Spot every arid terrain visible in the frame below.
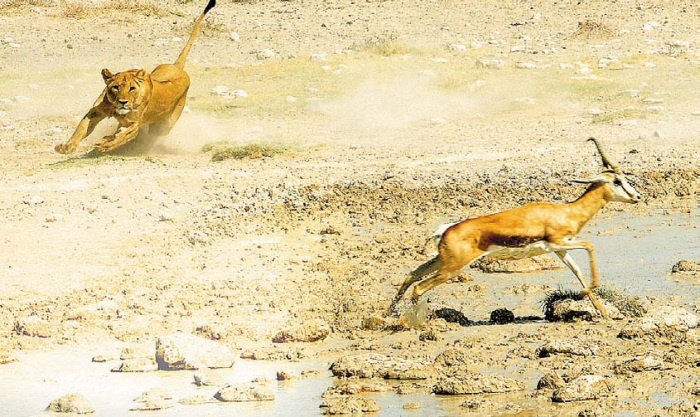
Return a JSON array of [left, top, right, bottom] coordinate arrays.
[[0, 0, 698, 415]]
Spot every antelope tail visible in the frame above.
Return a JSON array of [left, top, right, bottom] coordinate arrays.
[[174, 0, 216, 69]]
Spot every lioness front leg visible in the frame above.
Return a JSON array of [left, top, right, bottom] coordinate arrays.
[[55, 104, 109, 154], [94, 123, 140, 154]]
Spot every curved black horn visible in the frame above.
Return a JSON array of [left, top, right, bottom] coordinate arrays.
[[588, 137, 620, 172]]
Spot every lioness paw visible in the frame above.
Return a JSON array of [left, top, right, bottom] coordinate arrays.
[[55, 143, 73, 154], [94, 143, 112, 154]]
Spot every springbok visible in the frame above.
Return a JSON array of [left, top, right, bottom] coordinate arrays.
[[388, 138, 641, 319]]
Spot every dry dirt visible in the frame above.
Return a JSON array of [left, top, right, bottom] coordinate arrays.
[[0, 0, 699, 415]]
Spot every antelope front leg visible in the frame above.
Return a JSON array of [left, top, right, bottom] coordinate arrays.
[[580, 241, 600, 290], [555, 250, 609, 320], [94, 123, 140, 154]]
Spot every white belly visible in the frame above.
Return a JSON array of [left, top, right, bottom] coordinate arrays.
[[486, 241, 553, 260]]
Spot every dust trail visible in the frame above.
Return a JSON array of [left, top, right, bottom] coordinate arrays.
[[316, 75, 478, 134], [146, 112, 282, 155], [146, 113, 232, 155]]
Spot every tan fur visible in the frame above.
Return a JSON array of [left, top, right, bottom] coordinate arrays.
[[388, 138, 642, 319], [55, 0, 215, 154]]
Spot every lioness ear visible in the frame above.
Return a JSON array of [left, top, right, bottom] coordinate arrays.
[[101, 68, 114, 84], [135, 69, 147, 81]]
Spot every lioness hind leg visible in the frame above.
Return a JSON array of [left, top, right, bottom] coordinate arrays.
[[150, 95, 187, 136]]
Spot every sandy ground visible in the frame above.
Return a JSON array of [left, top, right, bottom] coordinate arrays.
[[0, 0, 699, 415]]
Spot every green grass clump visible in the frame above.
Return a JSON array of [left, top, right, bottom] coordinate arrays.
[[540, 286, 646, 321], [540, 288, 583, 321], [203, 142, 288, 162], [593, 287, 646, 318]]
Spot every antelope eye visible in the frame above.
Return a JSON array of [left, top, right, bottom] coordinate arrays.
[[613, 179, 622, 186]]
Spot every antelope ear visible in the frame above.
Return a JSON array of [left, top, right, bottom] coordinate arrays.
[[101, 68, 114, 84], [571, 175, 607, 184]]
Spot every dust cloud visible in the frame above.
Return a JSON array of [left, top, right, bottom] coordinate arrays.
[[316, 75, 477, 133]]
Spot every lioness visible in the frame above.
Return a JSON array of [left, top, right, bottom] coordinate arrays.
[[55, 0, 216, 155]]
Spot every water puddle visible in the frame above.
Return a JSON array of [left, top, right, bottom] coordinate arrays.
[[0, 349, 334, 417]]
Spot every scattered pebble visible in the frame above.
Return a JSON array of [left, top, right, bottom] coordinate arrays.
[[256, 49, 276, 60], [476, 57, 505, 69]]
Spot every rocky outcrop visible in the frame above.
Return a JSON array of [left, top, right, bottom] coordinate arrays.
[[552, 375, 614, 402], [111, 357, 158, 372], [194, 368, 227, 387], [214, 384, 274, 402], [130, 388, 173, 411], [330, 353, 434, 380], [618, 306, 698, 342], [155, 333, 236, 370], [272, 321, 330, 343], [46, 393, 95, 414], [320, 396, 380, 414], [613, 355, 665, 374], [433, 373, 526, 395], [537, 372, 566, 390], [550, 299, 622, 321], [537, 339, 599, 357]]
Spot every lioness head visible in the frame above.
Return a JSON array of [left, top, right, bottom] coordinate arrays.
[[101, 68, 151, 116]]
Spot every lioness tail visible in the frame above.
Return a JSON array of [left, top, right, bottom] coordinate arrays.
[[174, 0, 216, 69]]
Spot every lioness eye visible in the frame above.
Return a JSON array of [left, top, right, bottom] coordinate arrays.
[[129, 86, 136, 92], [112, 86, 118, 92]]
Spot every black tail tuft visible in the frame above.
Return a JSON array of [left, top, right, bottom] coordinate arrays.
[[204, 0, 216, 15]]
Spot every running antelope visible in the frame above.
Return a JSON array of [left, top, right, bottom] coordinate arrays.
[[388, 138, 641, 319]]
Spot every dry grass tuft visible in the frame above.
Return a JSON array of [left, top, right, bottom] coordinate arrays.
[[593, 287, 646, 317], [104, 0, 165, 16], [439, 71, 469, 90], [60, 0, 91, 19], [203, 142, 289, 162], [362, 33, 408, 57], [570, 20, 615, 40], [541, 286, 646, 321], [540, 288, 583, 321], [1, 0, 54, 7], [57, 0, 166, 18]]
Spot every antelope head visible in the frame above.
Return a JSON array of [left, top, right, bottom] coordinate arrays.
[[571, 138, 641, 204]]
